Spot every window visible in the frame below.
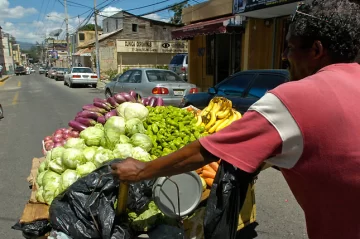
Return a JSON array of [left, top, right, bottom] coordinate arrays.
[[79, 33, 85, 41], [118, 71, 132, 83], [116, 19, 118, 29], [72, 67, 93, 73], [146, 70, 184, 82], [216, 74, 254, 96], [206, 35, 215, 75], [247, 74, 286, 98], [170, 55, 185, 64], [128, 70, 142, 83], [132, 24, 138, 32]]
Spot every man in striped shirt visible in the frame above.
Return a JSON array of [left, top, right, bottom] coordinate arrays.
[[111, 0, 360, 238]]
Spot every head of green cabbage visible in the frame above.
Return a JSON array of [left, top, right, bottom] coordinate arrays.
[[80, 124, 104, 146]]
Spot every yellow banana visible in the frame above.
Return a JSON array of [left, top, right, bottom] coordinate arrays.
[[208, 118, 227, 133], [211, 103, 222, 115], [234, 110, 242, 120], [195, 115, 202, 126], [215, 119, 230, 132], [205, 111, 217, 130], [207, 99, 215, 111], [217, 102, 231, 119], [227, 99, 233, 109]]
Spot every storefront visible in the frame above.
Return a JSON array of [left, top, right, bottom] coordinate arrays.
[[172, 15, 245, 90]]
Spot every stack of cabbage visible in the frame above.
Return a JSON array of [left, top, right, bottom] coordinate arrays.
[[36, 102, 155, 205]]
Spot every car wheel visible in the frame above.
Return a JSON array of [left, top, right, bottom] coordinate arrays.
[[63, 80, 67, 86], [105, 89, 112, 98], [69, 81, 73, 88], [92, 84, 97, 88]]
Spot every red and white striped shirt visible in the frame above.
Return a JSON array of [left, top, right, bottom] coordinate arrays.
[[200, 63, 360, 239]]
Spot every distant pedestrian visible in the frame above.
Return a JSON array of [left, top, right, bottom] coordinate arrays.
[[78, 62, 82, 67]]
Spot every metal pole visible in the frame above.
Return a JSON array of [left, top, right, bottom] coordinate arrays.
[[64, 0, 70, 68], [94, 0, 101, 79]]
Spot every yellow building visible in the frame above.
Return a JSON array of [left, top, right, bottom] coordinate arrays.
[[12, 44, 21, 66], [172, 0, 299, 91]]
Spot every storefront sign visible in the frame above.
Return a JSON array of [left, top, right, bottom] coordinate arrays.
[[116, 40, 188, 53], [233, 0, 299, 14]]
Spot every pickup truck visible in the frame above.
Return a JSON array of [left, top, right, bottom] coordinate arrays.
[[179, 69, 289, 114], [15, 66, 26, 76]]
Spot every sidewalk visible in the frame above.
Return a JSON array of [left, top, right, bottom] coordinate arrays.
[[0, 75, 10, 82]]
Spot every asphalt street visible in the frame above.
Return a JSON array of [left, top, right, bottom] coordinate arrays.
[[0, 73, 307, 239]]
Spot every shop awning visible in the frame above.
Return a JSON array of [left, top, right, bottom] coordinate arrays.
[[171, 15, 245, 40], [235, 1, 300, 19], [73, 48, 93, 57]]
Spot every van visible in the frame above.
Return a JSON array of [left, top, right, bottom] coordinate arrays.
[[169, 54, 189, 81]]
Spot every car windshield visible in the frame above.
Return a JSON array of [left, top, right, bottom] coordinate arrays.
[[72, 68, 92, 73], [146, 70, 185, 82], [58, 68, 68, 71], [170, 55, 185, 64], [16, 67, 24, 70]]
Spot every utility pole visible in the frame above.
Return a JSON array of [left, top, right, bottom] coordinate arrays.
[[94, 0, 101, 80], [64, 0, 70, 68]]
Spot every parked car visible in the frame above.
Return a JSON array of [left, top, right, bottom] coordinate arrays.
[[48, 67, 58, 79], [105, 68, 198, 106], [169, 53, 189, 81], [30, 68, 36, 73], [55, 68, 68, 81], [179, 69, 290, 113], [44, 67, 51, 77], [64, 67, 97, 88], [15, 66, 26, 76], [39, 67, 46, 74]]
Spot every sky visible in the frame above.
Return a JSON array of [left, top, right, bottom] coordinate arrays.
[[0, 0, 204, 43]]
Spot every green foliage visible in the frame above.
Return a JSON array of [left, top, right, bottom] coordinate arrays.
[[154, 65, 168, 70], [169, 1, 189, 25], [122, 67, 130, 73], [79, 24, 102, 31], [104, 69, 119, 80]]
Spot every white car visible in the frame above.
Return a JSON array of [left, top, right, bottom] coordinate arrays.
[[64, 67, 98, 88]]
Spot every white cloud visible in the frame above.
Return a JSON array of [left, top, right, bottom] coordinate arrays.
[[143, 13, 170, 23], [0, 0, 37, 19]]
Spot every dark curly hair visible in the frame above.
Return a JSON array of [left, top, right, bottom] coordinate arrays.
[[290, 0, 360, 63]]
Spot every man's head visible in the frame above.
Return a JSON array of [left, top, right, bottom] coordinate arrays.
[[283, 0, 360, 81]]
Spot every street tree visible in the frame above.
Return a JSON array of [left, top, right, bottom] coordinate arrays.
[[79, 24, 102, 31], [169, 1, 189, 25]]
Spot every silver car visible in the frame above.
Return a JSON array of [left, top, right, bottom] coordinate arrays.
[[105, 68, 198, 106], [168, 54, 189, 81], [55, 67, 68, 81], [64, 67, 98, 88], [48, 67, 58, 79]]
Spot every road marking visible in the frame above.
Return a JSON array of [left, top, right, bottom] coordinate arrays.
[[12, 92, 19, 105], [18, 81, 21, 87]]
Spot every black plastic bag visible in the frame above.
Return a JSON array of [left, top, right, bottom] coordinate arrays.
[[203, 161, 260, 239], [127, 179, 156, 214], [49, 159, 133, 239], [12, 219, 51, 239]]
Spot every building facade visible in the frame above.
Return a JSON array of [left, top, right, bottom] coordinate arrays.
[[45, 39, 69, 67], [172, 0, 299, 91], [2, 33, 15, 74], [0, 27, 5, 72], [12, 44, 21, 66], [78, 11, 186, 74]]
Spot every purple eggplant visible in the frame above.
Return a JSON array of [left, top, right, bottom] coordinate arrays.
[[120, 92, 136, 102], [141, 98, 149, 106], [105, 109, 117, 120], [82, 105, 107, 114], [106, 97, 119, 107], [129, 90, 137, 99], [93, 97, 107, 104], [68, 120, 87, 132], [148, 97, 158, 107], [157, 97, 164, 106], [75, 117, 97, 127], [97, 116, 106, 124], [78, 110, 103, 120], [94, 101, 112, 111], [114, 93, 127, 104]]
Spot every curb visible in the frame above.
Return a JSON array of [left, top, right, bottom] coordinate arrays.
[[0, 75, 10, 82]]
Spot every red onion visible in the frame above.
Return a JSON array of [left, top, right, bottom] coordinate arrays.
[[63, 129, 72, 135], [53, 135, 63, 143], [54, 129, 63, 135], [62, 139, 67, 145], [44, 136, 53, 141], [59, 128, 67, 132], [45, 141, 54, 151], [53, 142, 63, 148], [70, 131, 80, 138], [62, 133, 70, 139], [44, 140, 53, 145]]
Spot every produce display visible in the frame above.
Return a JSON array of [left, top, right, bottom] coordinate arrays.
[[35, 91, 242, 232], [196, 97, 242, 133]]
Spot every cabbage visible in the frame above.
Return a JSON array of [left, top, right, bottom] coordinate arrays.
[[76, 162, 97, 177], [131, 147, 152, 162], [119, 135, 130, 144], [80, 124, 104, 146], [62, 148, 86, 169], [42, 170, 61, 186], [48, 157, 66, 174], [93, 149, 115, 167], [37, 171, 46, 187], [130, 133, 153, 152], [61, 169, 80, 192], [116, 102, 132, 117], [83, 147, 97, 162], [123, 103, 149, 121], [36, 187, 45, 203], [64, 138, 86, 149], [113, 143, 133, 159], [43, 180, 62, 205], [38, 161, 46, 173], [126, 118, 146, 136], [104, 116, 126, 149], [50, 146, 65, 160]]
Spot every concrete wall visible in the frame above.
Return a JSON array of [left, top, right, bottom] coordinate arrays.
[[103, 12, 124, 33], [2, 35, 14, 73]]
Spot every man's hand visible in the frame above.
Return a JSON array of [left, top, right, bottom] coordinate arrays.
[[110, 158, 146, 182]]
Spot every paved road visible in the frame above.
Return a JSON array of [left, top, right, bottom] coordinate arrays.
[[0, 73, 307, 238]]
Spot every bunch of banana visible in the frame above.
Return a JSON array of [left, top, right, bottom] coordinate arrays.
[[195, 97, 242, 133]]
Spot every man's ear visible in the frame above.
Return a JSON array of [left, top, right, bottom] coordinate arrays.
[[312, 40, 325, 59]]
